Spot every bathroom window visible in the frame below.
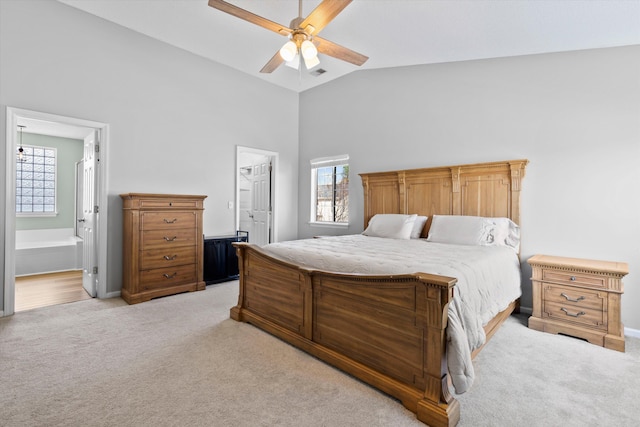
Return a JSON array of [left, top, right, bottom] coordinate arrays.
[[16, 145, 57, 215]]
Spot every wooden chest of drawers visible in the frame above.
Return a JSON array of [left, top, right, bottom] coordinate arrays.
[[121, 193, 207, 304], [528, 254, 628, 352]]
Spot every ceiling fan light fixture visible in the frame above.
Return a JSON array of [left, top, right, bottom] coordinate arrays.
[[301, 39, 317, 60], [303, 54, 320, 69], [285, 53, 300, 70], [279, 40, 298, 62]]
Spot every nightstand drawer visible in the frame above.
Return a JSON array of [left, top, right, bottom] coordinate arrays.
[[542, 284, 606, 311], [543, 301, 607, 330], [542, 269, 605, 289]]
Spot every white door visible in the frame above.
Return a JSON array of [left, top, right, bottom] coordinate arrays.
[[251, 159, 272, 246], [81, 131, 98, 297], [75, 160, 84, 239]]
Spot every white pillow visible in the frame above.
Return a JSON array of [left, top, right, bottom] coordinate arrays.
[[362, 214, 417, 240], [426, 215, 520, 250], [492, 217, 521, 251], [410, 216, 428, 239], [427, 215, 489, 246]]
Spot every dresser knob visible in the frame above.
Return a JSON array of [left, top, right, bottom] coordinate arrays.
[[163, 272, 177, 279], [163, 236, 178, 242], [163, 218, 178, 224], [163, 255, 177, 261], [570, 276, 576, 281]]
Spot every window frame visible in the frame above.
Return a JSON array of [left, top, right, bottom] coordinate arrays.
[[309, 154, 349, 227], [16, 144, 58, 217]]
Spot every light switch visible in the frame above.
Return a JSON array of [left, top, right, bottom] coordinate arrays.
[[228, 201, 234, 209]]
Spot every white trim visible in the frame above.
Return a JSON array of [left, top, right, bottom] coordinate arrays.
[[625, 327, 640, 339], [308, 221, 349, 228], [4, 110, 18, 316], [4, 107, 110, 316], [310, 154, 349, 168], [104, 290, 121, 299]]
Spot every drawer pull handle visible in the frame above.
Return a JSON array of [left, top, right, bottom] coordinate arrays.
[[561, 308, 586, 318], [163, 272, 177, 279], [163, 236, 178, 242], [164, 255, 177, 260], [163, 218, 178, 224], [560, 293, 585, 303], [570, 276, 576, 281]]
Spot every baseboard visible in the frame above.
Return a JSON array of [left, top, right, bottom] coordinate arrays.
[[104, 291, 121, 299], [519, 306, 532, 316], [0, 310, 4, 317], [625, 327, 640, 339]]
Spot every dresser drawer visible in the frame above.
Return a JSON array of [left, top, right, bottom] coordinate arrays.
[[141, 211, 196, 230], [543, 301, 607, 330], [140, 246, 196, 270], [139, 264, 197, 291], [542, 284, 606, 311], [138, 198, 203, 209], [541, 269, 605, 289], [141, 228, 197, 249]]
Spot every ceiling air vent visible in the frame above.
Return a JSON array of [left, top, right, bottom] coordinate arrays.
[[310, 68, 327, 77]]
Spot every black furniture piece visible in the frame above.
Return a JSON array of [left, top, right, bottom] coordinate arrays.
[[203, 231, 249, 284]]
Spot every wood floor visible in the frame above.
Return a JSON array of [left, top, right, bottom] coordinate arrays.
[[15, 270, 92, 312]]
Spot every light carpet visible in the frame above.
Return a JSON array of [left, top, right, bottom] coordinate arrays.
[[1, 281, 638, 426]]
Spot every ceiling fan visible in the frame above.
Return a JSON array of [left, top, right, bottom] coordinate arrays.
[[208, 0, 368, 73]]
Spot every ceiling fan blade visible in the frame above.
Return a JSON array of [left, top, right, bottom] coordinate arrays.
[[260, 51, 285, 74], [208, 0, 292, 36], [300, 0, 353, 36], [315, 36, 368, 66]]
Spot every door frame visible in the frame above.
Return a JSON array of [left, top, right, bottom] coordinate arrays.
[[3, 107, 110, 316], [235, 146, 278, 244]]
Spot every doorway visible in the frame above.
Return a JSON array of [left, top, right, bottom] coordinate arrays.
[[236, 146, 278, 246], [4, 107, 109, 317]]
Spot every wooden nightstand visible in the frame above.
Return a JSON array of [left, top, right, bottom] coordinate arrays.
[[528, 254, 629, 352]]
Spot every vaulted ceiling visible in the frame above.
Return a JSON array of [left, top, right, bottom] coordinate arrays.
[[58, 0, 640, 93]]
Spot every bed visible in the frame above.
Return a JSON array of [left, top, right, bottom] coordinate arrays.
[[230, 159, 528, 427]]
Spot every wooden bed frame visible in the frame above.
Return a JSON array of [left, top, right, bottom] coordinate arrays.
[[230, 159, 528, 426]]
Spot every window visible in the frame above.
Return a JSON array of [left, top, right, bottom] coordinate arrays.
[[310, 155, 349, 224], [16, 145, 57, 214]]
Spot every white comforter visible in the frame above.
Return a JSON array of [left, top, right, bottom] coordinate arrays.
[[262, 234, 521, 393]]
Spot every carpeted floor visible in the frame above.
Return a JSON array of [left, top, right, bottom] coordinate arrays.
[[1, 281, 638, 426]]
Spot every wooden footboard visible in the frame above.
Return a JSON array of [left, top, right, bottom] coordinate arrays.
[[230, 242, 460, 427]]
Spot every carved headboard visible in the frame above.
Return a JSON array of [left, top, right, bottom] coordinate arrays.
[[359, 160, 528, 237]]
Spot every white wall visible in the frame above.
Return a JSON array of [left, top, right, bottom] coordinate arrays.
[[0, 0, 299, 302], [298, 46, 640, 330]]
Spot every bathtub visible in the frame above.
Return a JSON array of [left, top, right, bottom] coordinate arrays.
[[15, 228, 83, 276]]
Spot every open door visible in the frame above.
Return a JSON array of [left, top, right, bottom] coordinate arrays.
[[81, 130, 98, 297], [235, 146, 278, 246], [251, 158, 272, 246]]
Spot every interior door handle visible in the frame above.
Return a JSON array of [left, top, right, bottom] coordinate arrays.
[[77, 218, 85, 222]]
